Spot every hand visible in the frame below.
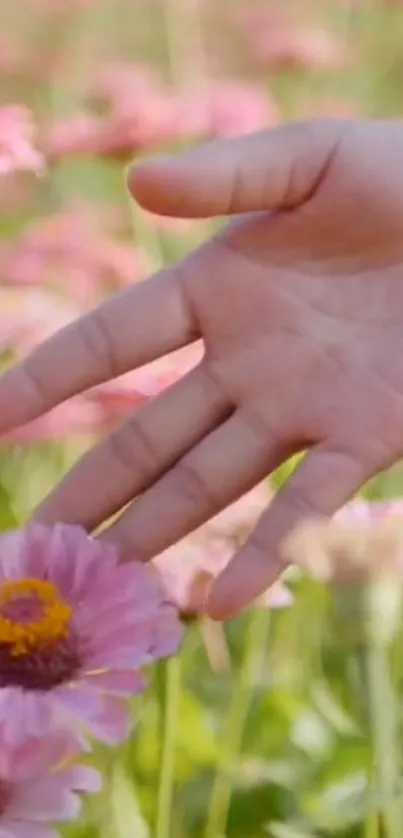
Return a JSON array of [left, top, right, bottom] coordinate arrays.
[[1, 118, 403, 619]]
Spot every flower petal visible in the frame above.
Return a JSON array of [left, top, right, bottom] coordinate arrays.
[[83, 669, 146, 696]]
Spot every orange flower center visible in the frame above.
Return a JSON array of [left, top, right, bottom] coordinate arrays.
[[0, 578, 72, 657]]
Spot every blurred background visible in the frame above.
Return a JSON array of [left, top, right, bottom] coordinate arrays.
[[2, 1, 403, 836]]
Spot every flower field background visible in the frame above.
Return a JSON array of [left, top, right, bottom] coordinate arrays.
[[3, 1, 403, 836]]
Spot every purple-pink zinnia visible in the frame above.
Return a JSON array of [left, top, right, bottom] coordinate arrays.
[[0, 728, 101, 838], [0, 524, 182, 746]]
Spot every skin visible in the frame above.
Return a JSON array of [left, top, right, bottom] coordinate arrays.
[[2, 117, 403, 619]]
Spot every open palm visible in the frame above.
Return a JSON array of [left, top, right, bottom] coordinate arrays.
[[2, 118, 403, 617]]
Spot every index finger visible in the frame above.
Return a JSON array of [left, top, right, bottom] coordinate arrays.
[[0, 264, 197, 433]]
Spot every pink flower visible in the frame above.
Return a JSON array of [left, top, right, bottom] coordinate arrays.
[[0, 106, 44, 176], [0, 524, 182, 746], [154, 485, 292, 618], [43, 112, 103, 160], [0, 209, 145, 302], [89, 345, 201, 427], [335, 497, 403, 526], [1, 399, 102, 444], [89, 368, 178, 426], [241, 20, 350, 74], [0, 729, 101, 838], [284, 497, 403, 584], [0, 287, 81, 357], [88, 61, 160, 110], [194, 81, 280, 139], [45, 95, 185, 162]]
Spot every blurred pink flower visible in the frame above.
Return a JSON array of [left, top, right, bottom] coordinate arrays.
[[88, 61, 160, 109], [0, 524, 182, 745], [233, 5, 284, 31], [45, 62, 175, 159], [0, 287, 81, 354], [90, 368, 179, 424], [335, 497, 403, 526], [88, 94, 187, 157], [43, 112, 102, 160], [0, 730, 101, 837], [45, 93, 186, 161], [0, 106, 44, 176], [44, 61, 280, 160], [1, 399, 102, 444], [0, 288, 82, 366], [190, 81, 280, 138], [285, 496, 403, 584], [0, 209, 144, 302], [242, 21, 350, 73], [89, 343, 202, 426], [0, 327, 200, 443], [154, 484, 292, 618]]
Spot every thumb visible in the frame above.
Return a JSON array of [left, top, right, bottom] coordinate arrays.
[[128, 119, 345, 219]]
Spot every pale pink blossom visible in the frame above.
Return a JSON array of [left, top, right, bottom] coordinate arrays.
[[334, 497, 403, 527], [0, 106, 44, 176], [283, 498, 403, 584], [89, 345, 201, 426], [44, 93, 185, 161], [0, 525, 182, 746], [192, 81, 280, 138], [0, 210, 144, 302], [44, 69, 278, 162], [0, 287, 80, 353], [43, 112, 102, 160], [88, 61, 160, 109], [0, 729, 101, 838], [0, 288, 81, 365], [89, 94, 187, 158], [243, 22, 351, 73], [1, 399, 102, 444], [89, 368, 179, 424], [154, 485, 292, 617]]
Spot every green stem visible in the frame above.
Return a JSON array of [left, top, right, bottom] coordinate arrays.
[[364, 804, 381, 838], [204, 608, 270, 838], [365, 638, 401, 838], [155, 656, 181, 838], [0, 475, 18, 530], [160, 0, 206, 91]]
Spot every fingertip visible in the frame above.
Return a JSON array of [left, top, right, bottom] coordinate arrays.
[[207, 545, 285, 620], [127, 145, 232, 218], [206, 589, 236, 622], [206, 556, 258, 621], [127, 155, 186, 216]]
